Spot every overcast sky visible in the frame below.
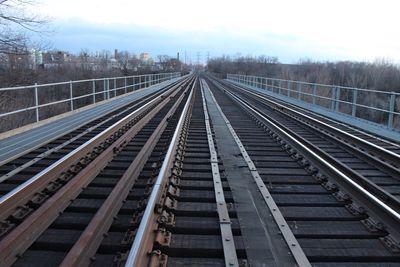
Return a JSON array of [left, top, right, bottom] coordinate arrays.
[[35, 0, 400, 63]]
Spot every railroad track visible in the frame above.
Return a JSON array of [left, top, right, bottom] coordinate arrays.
[[0, 75, 193, 265], [0, 73, 399, 266], [223, 79, 400, 158], [204, 75, 400, 265], [209, 77, 400, 211]]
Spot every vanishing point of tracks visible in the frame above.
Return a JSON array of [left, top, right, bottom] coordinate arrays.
[[0, 74, 399, 266]]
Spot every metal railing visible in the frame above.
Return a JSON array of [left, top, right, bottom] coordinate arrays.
[[0, 72, 180, 131], [227, 74, 400, 130]]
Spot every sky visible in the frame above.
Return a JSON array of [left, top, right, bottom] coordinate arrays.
[[32, 0, 400, 64]]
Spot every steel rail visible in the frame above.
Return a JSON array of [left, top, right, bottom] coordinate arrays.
[[0, 79, 187, 222], [59, 77, 194, 267], [227, 81, 400, 166], [0, 77, 192, 267], [213, 80, 400, 236], [124, 79, 196, 267], [224, 82, 400, 182], [220, 81, 400, 208], [202, 79, 311, 267], [200, 79, 239, 267]]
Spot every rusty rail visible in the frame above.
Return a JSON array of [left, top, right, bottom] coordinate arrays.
[[59, 77, 194, 267], [0, 76, 193, 266], [124, 78, 196, 266]]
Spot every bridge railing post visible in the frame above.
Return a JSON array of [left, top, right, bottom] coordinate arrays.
[[69, 81, 74, 111], [312, 84, 317, 105], [278, 80, 282, 95], [335, 87, 341, 111], [288, 81, 291, 97], [92, 80, 96, 104], [103, 79, 106, 100], [298, 83, 302, 100], [331, 87, 337, 110], [107, 79, 110, 99], [388, 92, 396, 129], [34, 83, 39, 122], [352, 89, 358, 117], [113, 78, 117, 97], [124, 77, 127, 94]]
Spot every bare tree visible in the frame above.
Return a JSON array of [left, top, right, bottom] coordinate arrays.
[[0, 0, 47, 53], [116, 50, 130, 74], [157, 55, 170, 70]]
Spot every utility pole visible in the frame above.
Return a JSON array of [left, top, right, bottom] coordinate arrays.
[[196, 52, 201, 67], [206, 51, 210, 70]]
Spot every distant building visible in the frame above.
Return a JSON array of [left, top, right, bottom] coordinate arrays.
[[7, 53, 30, 70], [109, 58, 119, 69], [0, 54, 8, 70], [34, 50, 43, 65], [140, 52, 151, 61], [27, 49, 44, 70], [42, 51, 70, 68], [139, 52, 155, 66], [114, 49, 118, 60]]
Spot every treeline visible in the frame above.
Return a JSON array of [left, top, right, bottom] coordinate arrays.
[[208, 56, 400, 92], [0, 65, 123, 88], [0, 62, 180, 88], [0, 51, 187, 88]]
